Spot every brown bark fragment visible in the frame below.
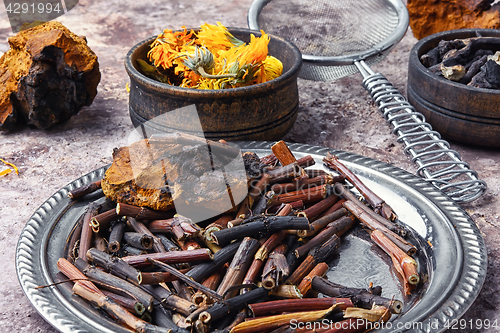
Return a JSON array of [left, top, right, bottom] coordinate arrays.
[[0, 21, 100, 130]]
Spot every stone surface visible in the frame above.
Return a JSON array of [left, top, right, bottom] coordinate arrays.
[[0, 1, 499, 332]]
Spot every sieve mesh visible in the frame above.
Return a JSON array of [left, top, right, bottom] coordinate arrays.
[[300, 55, 386, 81], [256, 0, 400, 59]]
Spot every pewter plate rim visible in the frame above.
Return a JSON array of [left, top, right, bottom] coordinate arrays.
[[16, 141, 487, 333]]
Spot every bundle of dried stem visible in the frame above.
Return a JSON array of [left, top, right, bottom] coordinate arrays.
[[72, 284, 170, 333], [342, 199, 416, 255], [57, 139, 422, 332]]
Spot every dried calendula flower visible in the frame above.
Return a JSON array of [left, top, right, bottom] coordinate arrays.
[[148, 26, 196, 70], [144, 22, 283, 89], [197, 22, 244, 52], [0, 158, 19, 177]]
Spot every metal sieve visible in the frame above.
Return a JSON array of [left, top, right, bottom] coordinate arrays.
[[248, 0, 408, 81], [248, 0, 486, 203]]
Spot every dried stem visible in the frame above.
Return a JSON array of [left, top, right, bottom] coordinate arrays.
[[266, 162, 302, 184], [86, 248, 143, 285], [311, 276, 403, 314], [334, 183, 406, 236], [241, 230, 288, 292], [148, 258, 224, 302], [371, 229, 420, 290], [297, 207, 347, 238], [148, 216, 200, 241], [211, 216, 310, 246], [271, 140, 298, 166], [301, 193, 340, 221], [68, 180, 102, 199], [79, 202, 100, 260], [324, 153, 396, 221], [322, 196, 346, 215], [128, 217, 167, 253], [343, 200, 416, 255], [101, 289, 146, 316], [199, 287, 269, 324], [286, 235, 340, 286], [72, 283, 170, 333], [295, 216, 355, 258], [296, 155, 316, 169], [185, 304, 210, 325], [122, 248, 213, 268], [108, 221, 126, 253], [143, 285, 197, 317], [57, 258, 103, 295], [192, 266, 226, 305], [117, 202, 174, 220], [124, 232, 154, 250], [260, 153, 278, 166], [248, 297, 353, 317], [227, 197, 251, 227], [304, 169, 327, 178], [248, 174, 271, 202], [74, 258, 154, 312], [156, 234, 181, 252], [274, 185, 327, 205], [202, 215, 233, 244], [269, 285, 303, 299], [65, 210, 85, 260], [140, 268, 192, 285], [217, 237, 260, 298], [261, 244, 289, 290], [297, 262, 329, 296], [230, 305, 339, 333], [270, 174, 341, 195], [90, 206, 118, 233], [186, 241, 242, 282], [252, 190, 276, 215]]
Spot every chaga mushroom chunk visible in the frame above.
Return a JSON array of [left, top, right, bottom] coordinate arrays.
[[0, 21, 100, 130]]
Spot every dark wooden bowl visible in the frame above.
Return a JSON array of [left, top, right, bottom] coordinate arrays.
[[125, 28, 302, 141], [407, 28, 500, 147]]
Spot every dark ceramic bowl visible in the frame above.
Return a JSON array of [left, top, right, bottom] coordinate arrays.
[[407, 28, 500, 147], [125, 28, 302, 141]]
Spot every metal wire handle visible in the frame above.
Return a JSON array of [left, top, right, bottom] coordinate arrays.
[[355, 61, 487, 203]]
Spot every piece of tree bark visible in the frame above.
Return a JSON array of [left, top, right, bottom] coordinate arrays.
[[408, 0, 500, 40], [0, 21, 100, 130]]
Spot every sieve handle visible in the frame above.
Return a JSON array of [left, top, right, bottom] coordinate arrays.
[[354, 61, 487, 203]]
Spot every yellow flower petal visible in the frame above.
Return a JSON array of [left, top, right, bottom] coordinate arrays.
[[146, 23, 281, 89], [0, 158, 19, 176]]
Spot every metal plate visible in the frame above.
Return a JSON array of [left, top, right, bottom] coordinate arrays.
[[16, 141, 487, 333]]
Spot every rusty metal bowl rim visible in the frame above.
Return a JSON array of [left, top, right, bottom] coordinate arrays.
[[411, 28, 500, 95], [124, 27, 303, 97]]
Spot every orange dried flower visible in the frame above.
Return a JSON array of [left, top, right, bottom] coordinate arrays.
[[144, 23, 283, 90]]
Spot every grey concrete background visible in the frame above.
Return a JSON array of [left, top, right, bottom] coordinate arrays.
[[0, 0, 498, 332]]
